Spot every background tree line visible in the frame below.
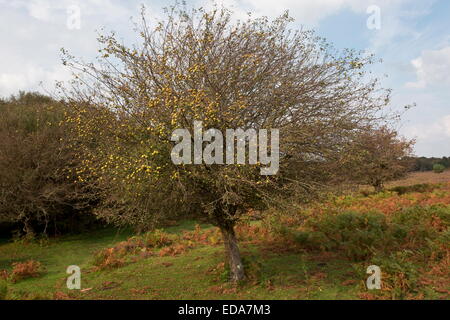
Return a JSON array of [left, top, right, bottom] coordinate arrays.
[[412, 157, 450, 172]]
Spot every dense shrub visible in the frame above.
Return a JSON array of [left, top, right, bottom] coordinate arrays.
[[370, 251, 420, 299], [413, 157, 450, 172], [390, 205, 450, 246], [0, 92, 99, 237], [144, 229, 174, 248], [433, 164, 445, 173], [305, 211, 391, 260], [389, 183, 437, 195], [92, 248, 126, 270], [285, 204, 450, 262], [10, 260, 45, 282]]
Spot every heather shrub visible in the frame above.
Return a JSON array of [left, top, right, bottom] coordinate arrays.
[[143, 229, 174, 248], [370, 251, 420, 299], [10, 260, 45, 282], [390, 205, 450, 247], [389, 183, 436, 195], [92, 248, 125, 270], [291, 206, 449, 260], [301, 211, 391, 261], [433, 163, 445, 173], [158, 242, 192, 257], [113, 239, 143, 255]]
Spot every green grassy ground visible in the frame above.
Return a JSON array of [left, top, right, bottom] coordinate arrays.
[[0, 221, 363, 300], [1, 183, 449, 300], [0, 228, 132, 299]]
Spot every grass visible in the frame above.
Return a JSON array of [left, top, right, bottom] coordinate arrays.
[[0, 223, 365, 300], [0, 228, 134, 299], [1, 181, 449, 300]]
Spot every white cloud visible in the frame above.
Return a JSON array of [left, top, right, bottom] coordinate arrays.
[[406, 46, 450, 88], [242, 0, 350, 25], [404, 115, 450, 151], [27, 0, 52, 21], [202, 0, 434, 60], [201, 0, 411, 26], [405, 115, 450, 141], [0, 65, 72, 96], [403, 115, 450, 156], [0, 0, 135, 97]]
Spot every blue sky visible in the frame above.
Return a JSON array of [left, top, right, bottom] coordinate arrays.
[[0, 0, 449, 156]]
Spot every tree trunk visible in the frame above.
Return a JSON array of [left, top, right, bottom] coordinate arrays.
[[220, 224, 245, 282], [23, 218, 35, 239]]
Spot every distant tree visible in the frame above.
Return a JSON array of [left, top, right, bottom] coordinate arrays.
[[346, 126, 415, 192], [413, 157, 434, 172], [433, 163, 445, 174], [412, 157, 450, 172], [437, 157, 450, 168], [62, 5, 395, 282]]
